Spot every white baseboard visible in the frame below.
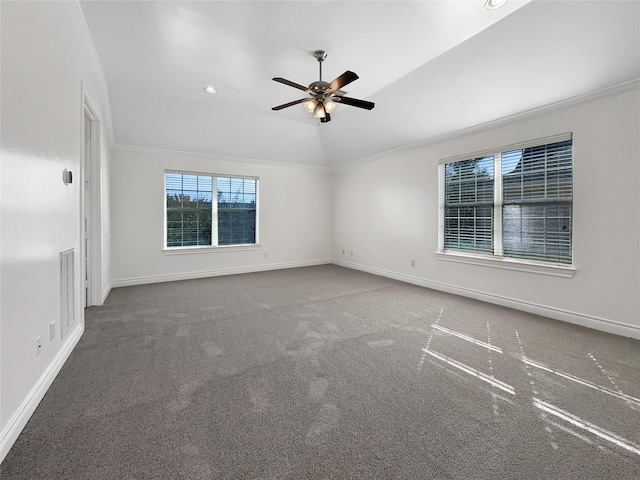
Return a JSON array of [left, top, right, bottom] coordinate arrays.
[[333, 259, 640, 340], [111, 259, 332, 288], [101, 281, 112, 305], [0, 322, 84, 464]]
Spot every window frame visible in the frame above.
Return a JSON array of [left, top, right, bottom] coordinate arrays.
[[163, 169, 260, 254], [437, 134, 575, 278]]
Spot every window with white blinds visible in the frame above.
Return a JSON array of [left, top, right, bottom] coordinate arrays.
[[444, 155, 495, 254], [501, 139, 572, 264], [165, 171, 257, 248], [440, 135, 573, 265], [166, 173, 213, 247], [216, 176, 257, 246]]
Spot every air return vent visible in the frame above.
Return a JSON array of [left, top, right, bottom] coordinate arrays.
[[60, 248, 75, 339]]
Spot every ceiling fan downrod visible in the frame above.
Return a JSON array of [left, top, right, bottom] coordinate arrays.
[[314, 50, 327, 81]]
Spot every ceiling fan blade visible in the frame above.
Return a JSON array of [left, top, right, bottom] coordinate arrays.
[[272, 98, 309, 111], [328, 71, 359, 92], [272, 77, 309, 92], [320, 113, 331, 123], [334, 96, 375, 110]]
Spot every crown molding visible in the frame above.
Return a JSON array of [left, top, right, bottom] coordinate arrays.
[[67, 0, 115, 146], [113, 144, 331, 173], [331, 78, 640, 172], [62, 0, 639, 174]]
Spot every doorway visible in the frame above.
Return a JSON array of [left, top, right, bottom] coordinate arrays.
[[82, 98, 102, 307]]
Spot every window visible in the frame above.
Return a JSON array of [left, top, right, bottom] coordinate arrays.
[[439, 135, 572, 265], [165, 171, 257, 248], [216, 176, 258, 246], [443, 155, 495, 255]]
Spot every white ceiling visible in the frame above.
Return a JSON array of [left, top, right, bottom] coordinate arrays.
[[80, 0, 640, 169]]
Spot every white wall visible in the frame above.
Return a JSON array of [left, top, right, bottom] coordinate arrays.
[[333, 89, 640, 338], [0, 0, 112, 462], [110, 148, 332, 285]]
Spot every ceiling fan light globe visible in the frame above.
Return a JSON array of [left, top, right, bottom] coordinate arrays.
[[324, 99, 336, 113], [313, 105, 326, 119], [304, 99, 317, 113]]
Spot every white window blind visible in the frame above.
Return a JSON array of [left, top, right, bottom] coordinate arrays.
[[444, 156, 495, 254], [165, 171, 257, 248], [216, 176, 257, 245], [166, 173, 213, 247], [440, 135, 573, 265], [501, 139, 572, 264]]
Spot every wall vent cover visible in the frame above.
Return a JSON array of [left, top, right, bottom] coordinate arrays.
[[60, 248, 75, 339]]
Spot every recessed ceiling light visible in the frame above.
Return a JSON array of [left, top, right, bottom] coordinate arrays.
[[204, 85, 217, 94], [485, 0, 509, 9]]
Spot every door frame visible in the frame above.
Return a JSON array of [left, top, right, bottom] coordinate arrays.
[[82, 95, 103, 307]]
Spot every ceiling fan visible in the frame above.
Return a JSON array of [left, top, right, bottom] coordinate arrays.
[[271, 50, 375, 123]]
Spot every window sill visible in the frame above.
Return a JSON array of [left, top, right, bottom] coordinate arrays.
[[163, 244, 261, 255], [435, 251, 575, 278]]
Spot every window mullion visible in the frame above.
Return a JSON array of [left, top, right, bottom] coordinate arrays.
[[438, 164, 445, 252], [211, 175, 219, 246], [494, 152, 503, 256]]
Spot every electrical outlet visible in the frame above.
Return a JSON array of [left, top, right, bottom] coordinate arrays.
[[264, 252, 268, 259], [350, 250, 354, 256], [342, 249, 345, 255], [36, 336, 42, 357], [50, 321, 56, 341], [411, 260, 416, 268]]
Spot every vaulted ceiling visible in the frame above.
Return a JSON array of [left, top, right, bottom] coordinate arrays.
[[80, 1, 640, 169]]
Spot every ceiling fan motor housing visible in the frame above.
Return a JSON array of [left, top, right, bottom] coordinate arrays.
[[309, 81, 330, 96]]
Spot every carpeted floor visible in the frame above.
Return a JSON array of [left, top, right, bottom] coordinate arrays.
[[2, 265, 640, 479]]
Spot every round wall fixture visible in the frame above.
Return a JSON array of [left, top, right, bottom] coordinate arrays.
[[485, 0, 508, 10]]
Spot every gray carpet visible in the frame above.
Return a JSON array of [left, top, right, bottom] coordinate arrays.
[[2, 265, 640, 479]]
